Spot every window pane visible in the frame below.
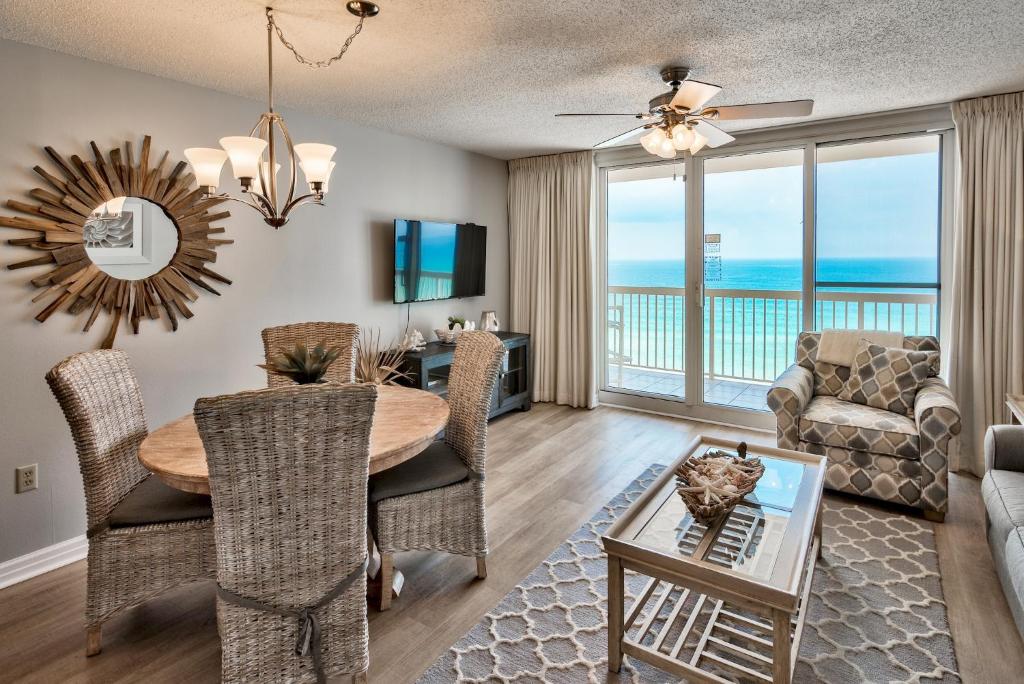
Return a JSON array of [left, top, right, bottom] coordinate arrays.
[[816, 135, 940, 284], [815, 135, 941, 336], [606, 163, 685, 398]]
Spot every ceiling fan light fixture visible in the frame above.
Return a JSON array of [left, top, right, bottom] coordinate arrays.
[[689, 130, 709, 155], [656, 134, 677, 159], [671, 124, 694, 150], [640, 128, 666, 155]]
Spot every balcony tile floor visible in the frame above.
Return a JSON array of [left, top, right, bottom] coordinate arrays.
[[605, 365, 770, 412]]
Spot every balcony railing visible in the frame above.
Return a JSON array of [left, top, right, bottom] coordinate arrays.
[[607, 286, 938, 384], [395, 270, 453, 302]]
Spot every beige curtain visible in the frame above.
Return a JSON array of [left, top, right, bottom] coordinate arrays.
[[508, 151, 595, 408], [948, 92, 1024, 475]]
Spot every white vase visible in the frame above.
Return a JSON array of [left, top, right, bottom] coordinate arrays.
[[480, 311, 499, 332]]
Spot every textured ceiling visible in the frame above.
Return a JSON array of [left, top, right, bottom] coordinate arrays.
[[1, 0, 1023, 160]]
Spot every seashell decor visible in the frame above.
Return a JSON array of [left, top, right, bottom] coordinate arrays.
[[674, 442, 765, 524]]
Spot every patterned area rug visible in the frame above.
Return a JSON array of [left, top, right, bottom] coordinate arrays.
[[418, 465, 960, 683]]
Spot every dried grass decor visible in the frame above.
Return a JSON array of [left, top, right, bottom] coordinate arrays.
[[356, 328, 410, 385], [674, 442, 765, 524]]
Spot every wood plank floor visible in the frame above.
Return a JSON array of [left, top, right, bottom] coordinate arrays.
[[1, 402, 1021, 683]]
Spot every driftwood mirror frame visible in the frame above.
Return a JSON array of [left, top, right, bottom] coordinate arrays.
[[0, 135, 232, 348]]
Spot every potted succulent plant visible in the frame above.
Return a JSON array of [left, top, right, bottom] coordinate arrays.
[[258, 342, 342, 384]]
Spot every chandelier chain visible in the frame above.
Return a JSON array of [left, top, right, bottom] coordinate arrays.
[[266, 7, 365, 69]]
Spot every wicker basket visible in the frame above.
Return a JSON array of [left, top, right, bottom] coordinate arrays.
[[674, 444, 765, 525]]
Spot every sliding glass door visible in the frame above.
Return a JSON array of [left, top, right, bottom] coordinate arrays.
[[599, 127, 949, 426], [702, 149, 804, 412], [605, 163, 686, 399]]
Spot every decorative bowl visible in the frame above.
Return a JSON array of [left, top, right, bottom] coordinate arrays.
[[434, 328, 460, 344], [674, 443, 765, 524]]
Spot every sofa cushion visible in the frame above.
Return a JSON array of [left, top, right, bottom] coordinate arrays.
[[108, 475, 213, 528], [840, 340, 932, 416], [1001, 528, 1024, 640], [369, 440, 473, 504], [800, 395, 920, 459], [983, 469, 1024, 546]]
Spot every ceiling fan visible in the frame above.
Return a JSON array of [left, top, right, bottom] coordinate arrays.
[[556, 66, 814, 158]]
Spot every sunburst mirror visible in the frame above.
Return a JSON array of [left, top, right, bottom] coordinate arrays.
[[0, 135, 232, 348]]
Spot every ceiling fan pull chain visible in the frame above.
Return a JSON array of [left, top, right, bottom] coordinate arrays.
[[266, 7, 366, 69]]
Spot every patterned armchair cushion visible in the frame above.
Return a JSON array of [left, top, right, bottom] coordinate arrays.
[[839, 340, 933, 416], [796, 331, 939, 398], [767, 364, 814, 451], [799, 395, 920, 459]]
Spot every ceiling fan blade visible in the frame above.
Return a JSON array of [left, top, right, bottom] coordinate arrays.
[[595, 125, 649, 149], [555, 113, 644, 117], [669, 80, 722, 111], [710, 100, 814, 121], [693, 120, 735, 148]]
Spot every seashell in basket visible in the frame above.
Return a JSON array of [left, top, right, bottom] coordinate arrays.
[[674, 444, 765, 524]]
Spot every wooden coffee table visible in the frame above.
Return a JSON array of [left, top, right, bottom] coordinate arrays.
[[603, 436, 825, 684]]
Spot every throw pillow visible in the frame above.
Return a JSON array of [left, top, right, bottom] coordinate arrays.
[[839, 339, 933, 416]]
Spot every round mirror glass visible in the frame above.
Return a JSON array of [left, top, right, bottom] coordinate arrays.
[[83, 197, 178, 280]]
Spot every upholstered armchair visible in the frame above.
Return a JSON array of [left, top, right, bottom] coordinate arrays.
[[767, 331, 960, 521]]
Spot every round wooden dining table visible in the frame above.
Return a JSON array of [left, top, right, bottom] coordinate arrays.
[[139, 384, 449, 495]]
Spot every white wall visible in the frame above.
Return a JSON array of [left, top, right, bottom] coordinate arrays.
[[0, 40, 510, 563]]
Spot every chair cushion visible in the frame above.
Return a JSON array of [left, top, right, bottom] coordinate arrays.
[[839, 340, 932, 416], [369, 441, 473, 504], [799, 395, 920, 459], [108, 475, 213, 528], [983, 469, 1024, 547]]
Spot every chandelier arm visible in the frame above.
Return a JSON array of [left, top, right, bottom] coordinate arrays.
[[246, 189, 278, 216], [266, 7, 366, 70], [208, 193, 273, 220], [280, 192, 323, 217]]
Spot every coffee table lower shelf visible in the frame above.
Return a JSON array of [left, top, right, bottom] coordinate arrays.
[[609, 535, 819, 684]]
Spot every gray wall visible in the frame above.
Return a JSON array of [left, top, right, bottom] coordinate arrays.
[[0, 40, 509, 563]]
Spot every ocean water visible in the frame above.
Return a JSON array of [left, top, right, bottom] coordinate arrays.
[[606, 258, 939, 383], [608, 257, 937, 290]]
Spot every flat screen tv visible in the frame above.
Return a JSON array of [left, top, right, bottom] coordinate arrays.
[[394, 219, 486, 304]]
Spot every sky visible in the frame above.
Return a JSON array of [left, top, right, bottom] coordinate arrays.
[[607, 150, 941, 266]]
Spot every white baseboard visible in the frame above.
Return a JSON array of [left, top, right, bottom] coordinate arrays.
[[0, 535, 87, 590]]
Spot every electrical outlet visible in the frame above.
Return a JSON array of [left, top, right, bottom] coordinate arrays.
[[15, 464, 38, 493]]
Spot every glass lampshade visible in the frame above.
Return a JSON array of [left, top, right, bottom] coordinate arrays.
[[219, 136, 268, 179], [656, 135, 677, 159], [293, 143, 337, 183], [300, 160, 336, 193], [671, 124, 694, 150], [251, 162, 281, 193], [184, 147, 228, 189], [640, 128, 667, 155], [689, 131, 709, 155]]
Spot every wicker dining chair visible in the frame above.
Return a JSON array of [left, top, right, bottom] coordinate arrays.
[[45, 349, 216, 657], [369, 331, 505, 610], [261, 322, 359, 387], [195, 383, 377, 684]]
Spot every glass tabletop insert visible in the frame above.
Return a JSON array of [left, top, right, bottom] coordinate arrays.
[[633, 454, 808, 581]]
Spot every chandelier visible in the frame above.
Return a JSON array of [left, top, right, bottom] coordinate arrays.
[[185, 3, 380, 228]]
